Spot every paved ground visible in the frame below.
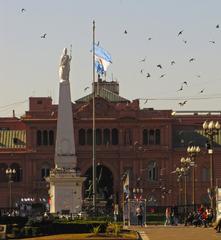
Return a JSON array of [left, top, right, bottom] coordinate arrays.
[[128, 225, 221, 240]]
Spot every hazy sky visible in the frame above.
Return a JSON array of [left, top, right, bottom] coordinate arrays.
[[1, 0, 221, 117]]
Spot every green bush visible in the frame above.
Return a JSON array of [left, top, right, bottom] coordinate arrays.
[[91, 225, 100, 235], [106, 223, 123, 236]]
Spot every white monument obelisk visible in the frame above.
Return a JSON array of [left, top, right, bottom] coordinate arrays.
[[48, 47, 84, 214]]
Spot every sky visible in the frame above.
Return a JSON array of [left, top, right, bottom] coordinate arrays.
[[1, 0, 221, 117]]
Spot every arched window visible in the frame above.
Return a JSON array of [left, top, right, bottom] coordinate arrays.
[[147, 161, 158, 181], [103, 128, 110, 145], [49, 130, 54, 145], [96, 129, 102, 145], [10, 163, 22, 182], [149, 130, 155, 145], [43, 130, 48, 145], [87, 129, 92, 145], [0, 163, 8, 182], [79, 129, 86, 145], [41, 163, 50, 180], [112, 128, 118, 145], [37, 130, 42, 146], [202, 167, 210, 182], [143, 129, 148, 145], [155, 129, 161, 145]]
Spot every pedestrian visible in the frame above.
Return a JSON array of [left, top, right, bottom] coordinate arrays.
[[214, 217, 221, 233], [164, 207, 171, 226], [136, 205, 143, 226]]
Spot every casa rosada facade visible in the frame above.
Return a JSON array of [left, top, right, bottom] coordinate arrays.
[[0, 80, 221, 209]]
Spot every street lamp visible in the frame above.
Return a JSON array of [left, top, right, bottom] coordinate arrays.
[[187, 146, 200, 209], [5, 168, 16, 209], [133, 188, 143, 202], [180, 157, 191, 214], [203, 120, 220, 211]]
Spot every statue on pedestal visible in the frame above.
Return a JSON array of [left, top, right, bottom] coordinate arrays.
[[59, 47, 72, 81]]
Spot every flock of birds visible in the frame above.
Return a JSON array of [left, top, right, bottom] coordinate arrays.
[[123, 25, 220, 107], [20, 8, 220, 108]]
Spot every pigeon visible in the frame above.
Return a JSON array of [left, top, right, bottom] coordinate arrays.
[[189, 58, 195, 62], [171, 61, 175, 65], [178, 30, 184, 36], [147, 37, 152, 40], [96, 41, 100, 46], [157, 64, 162, 69], [140, 69, 144, 74], [199, 88, 205, 93], [183, 40, 187, 44], [124, 30, 127, 34], [216, 24, 219, 29], [160, 74, 166, 78], [84, 86, 89, 91], [183, 81, 188, 86], [21, 8, 26, 13], [146, 73, 151, 78], [40, 33, 47, 38], [177, 86, 183, 91], [179, 100, 187, 106], [140, 57, 146, 62], [144, 99, 148, 104], [209, 41, 216, 44]]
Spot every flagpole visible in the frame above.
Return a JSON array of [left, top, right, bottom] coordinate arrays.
[[92, 20, 97, 213]]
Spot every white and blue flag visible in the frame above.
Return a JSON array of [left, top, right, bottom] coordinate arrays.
[[93, 44, 112, 75]]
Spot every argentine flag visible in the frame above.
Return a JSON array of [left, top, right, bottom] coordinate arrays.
[[94, 44, 112, 75]]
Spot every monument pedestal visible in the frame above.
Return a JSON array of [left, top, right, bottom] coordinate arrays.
[[48, 169, 85, 214]]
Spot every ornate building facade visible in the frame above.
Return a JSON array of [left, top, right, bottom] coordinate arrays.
[[0, 79, 221, 209]]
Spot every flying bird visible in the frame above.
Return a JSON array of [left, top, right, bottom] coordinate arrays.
[[144, 99, 148, 104], [178, 30, 184, 36], [96, 41, 100, 46], [160, 74, 166, 78], [146, 73, 151, 78], [209, 41, 216, 44], [179, 100, 187, 106], [124, 30, 127, 34], [157, 64, 162, 69], [177, 86, 183, 92], [84, 86, 89, 91], [40, 33, 47, 38], [171, 61, 175, 65], [140, 69, 144, 74], [189, 58, 195, 62], [140, 57, 146, 62], [147, 37, 152, 40], [183, 81, 188, 86], [183, 40, 187, 44], [196, 75, 201, 78], [216, 24, 219, 29], [21, 8, 26, 13], [199, 88, 205, 93]]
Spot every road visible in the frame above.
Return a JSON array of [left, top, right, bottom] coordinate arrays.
[[129, 225, 221, 240]]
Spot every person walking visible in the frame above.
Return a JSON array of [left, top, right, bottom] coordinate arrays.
[[136, 205, 143, 226], [164, 207, 171, 226]]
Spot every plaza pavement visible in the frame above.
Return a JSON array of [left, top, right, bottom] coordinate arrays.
[[128, 225, 221, 240]]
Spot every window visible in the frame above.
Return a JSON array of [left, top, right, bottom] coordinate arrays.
[[41, 163, 50, 180], [155, 129, 161, 145], [147, 161, 158, 181], [43, 130, 48, 145], [124, 129, 133, 145], [143, 129, 148, 145], [10, 163, 22, 182], [149, 130, 155, 144], [49, 130, 54, 145], [37, 130, 42, 145], [87, 129, 92, 145], [202, 167, 210, 182], [103, 128, 110, 145], [0, 163, 8, 183], [79, 129, 86, 145], [112, 128, 118, 145], [96, 129, 102, 145]]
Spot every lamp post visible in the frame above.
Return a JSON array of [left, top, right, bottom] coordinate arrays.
[[180, 157, 191, 214], [187, 146, 200, 209], [203, 120, 220, 211], [5, 168, 16, 209], [133, 187, 143, 202]]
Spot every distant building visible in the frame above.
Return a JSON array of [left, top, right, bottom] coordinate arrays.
[[0, 79, 221, 209]]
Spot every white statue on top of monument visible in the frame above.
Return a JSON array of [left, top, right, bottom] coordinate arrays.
[[59, 47, 72, 81]]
